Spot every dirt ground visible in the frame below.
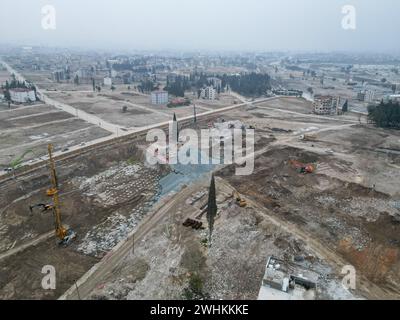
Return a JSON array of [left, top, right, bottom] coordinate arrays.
[[1, 97, 400, 300], [87, 176, 356, 300], [83, 99, 400, 300], [45, 90, 238, 129], [0, 116, 220, 299], [0, 140, 168, 299], [217, 146, 400, 299], [0, 104, 111, 168]]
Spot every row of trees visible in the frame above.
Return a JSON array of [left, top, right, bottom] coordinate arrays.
[[137, 80, 157, 93], [368, 100, 400, 129], [1, 75, 37, 102], [165, 75, 191, 97], [3, 78, 35, 91], [165, 72, 272, 98], [220, 72, 271, 97]]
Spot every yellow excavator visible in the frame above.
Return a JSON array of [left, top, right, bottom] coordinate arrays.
[[30, 144, 76, 246], [233, 191, 247, 207]]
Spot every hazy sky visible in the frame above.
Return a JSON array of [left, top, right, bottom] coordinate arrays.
[[0, 0, 399, 52]]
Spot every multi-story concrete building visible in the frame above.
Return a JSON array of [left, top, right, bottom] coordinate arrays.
[[9, 88, 36, 103], [76, 68, 94, 79], [104, 77, 113, 86], [110, 69, 118, 78], [51, 70, 66, 82], [313, 95, 340, 115], [151, 90, 169, 105], [200, 86, 216, 100], [357, 90, 375, 103]]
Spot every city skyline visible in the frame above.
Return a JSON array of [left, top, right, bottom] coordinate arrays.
[[1, 0, 399, 53]]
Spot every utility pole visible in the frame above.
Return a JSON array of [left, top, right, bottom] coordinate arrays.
[[172, 113, 179, 143], [75, 282, 81, 300]]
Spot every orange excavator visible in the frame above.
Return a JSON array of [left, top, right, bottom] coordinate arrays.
[[30, 144, 76, 246], [289, 159, 316, 174]]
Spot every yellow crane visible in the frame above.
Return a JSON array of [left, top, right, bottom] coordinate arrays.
[[30, 144, 76, 246]]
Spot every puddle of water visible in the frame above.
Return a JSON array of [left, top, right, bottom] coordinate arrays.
[[158, 149, 216, 197]]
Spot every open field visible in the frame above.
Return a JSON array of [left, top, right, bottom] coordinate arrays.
[[46, 91, 170, 128], [23, 71, 95, 92], [45, 90, 238, 129], [0, 104, 111, 168]]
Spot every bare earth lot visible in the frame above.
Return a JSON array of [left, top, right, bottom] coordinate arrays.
[[84, 98, 400, 300], [0, 104, 111, 168], [46, 90, 238, 129], [1, 97, 400, 300]]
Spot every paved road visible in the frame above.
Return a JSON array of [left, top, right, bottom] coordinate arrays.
[[1, 60, 121, 134]]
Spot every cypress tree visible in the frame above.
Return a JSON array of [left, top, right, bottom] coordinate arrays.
[[207, 174, 217, 246]]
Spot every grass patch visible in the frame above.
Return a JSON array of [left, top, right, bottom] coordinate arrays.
[[126, 157, 138, 165], [182, 272, 207, 300]]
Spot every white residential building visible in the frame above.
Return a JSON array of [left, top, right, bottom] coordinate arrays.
[[201, 86, 216, 100], [9, 88, 36, 103], [205, 87, 217, 100], [151, 90, 169, 105], [111, 69, 118, 78], [357, 90, 375, 103], [104, 77, 113, 86]]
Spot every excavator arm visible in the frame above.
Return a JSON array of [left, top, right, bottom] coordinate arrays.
[[29, 203, 53, 214]]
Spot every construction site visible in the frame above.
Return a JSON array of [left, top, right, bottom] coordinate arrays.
[[0, 92, 399, 300]]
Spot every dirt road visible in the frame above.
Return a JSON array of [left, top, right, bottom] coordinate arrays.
[[0, 231, 54, 262], [59, 180, 209, 300]]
